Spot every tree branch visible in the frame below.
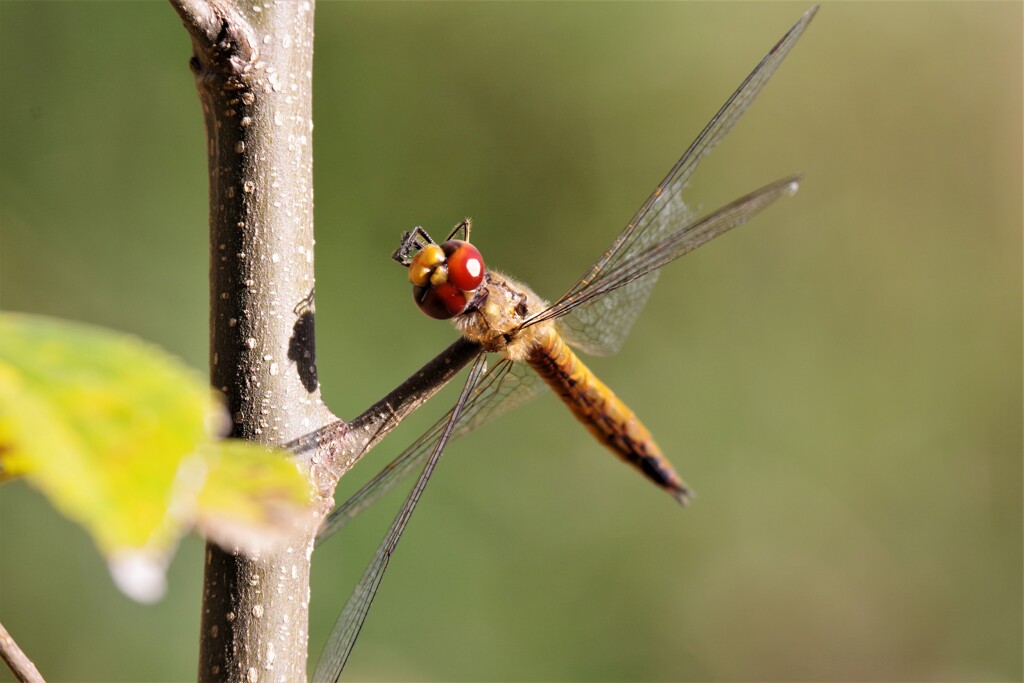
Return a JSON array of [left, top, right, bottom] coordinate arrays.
[[289, 338, 481, 488], [170, 1, 481, 679], [167, 0, 220, 47], [0, 620, 45, 683], [169, 1, 335, 681]]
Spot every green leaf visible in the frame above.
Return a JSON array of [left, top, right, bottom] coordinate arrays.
[[194, 439, 317, 552], [0, 313, 315, 602]]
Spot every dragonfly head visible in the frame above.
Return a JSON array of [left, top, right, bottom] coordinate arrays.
[[393, 224, 485, 320]]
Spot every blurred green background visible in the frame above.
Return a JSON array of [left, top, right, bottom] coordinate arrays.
[[1, 2, 1020, 681]]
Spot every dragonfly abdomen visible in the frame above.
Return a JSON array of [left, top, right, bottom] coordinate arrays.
[[526, 328, 693, 505]]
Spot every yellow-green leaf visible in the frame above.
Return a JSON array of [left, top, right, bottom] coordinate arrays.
[[194, 439, 317, 553], [0, 313, 315, 602]]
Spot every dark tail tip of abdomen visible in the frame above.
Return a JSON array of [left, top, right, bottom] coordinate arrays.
[[671, 484, 695, 507]]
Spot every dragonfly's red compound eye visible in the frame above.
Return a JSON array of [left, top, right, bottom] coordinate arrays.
[[404, 236, 482, 319], [413, 282, 469, 319], [441, 240, 484, 292]]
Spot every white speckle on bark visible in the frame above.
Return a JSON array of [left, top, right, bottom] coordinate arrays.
[[252, 604, 264, 618], [247, 337, 257, 348], [266, 642, 276, 668]]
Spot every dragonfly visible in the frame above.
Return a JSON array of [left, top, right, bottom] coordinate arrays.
[[313, 7, 815, 681]]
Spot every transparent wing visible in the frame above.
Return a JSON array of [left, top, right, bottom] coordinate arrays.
[[534, 176, 801, 329], [555, 196, 689, 357], [312, 354, 489, 683], [316, 357, 544, 543], [552, 7, 816, 357]]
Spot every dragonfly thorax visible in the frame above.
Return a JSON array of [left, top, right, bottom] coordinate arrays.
[[454, 270, 551, 362]]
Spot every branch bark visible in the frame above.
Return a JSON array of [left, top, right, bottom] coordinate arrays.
[[169, 1, 477, 680], [0, 620, 45, 683], [169, 1, 332, 680], [290, 338, 482, 484]]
